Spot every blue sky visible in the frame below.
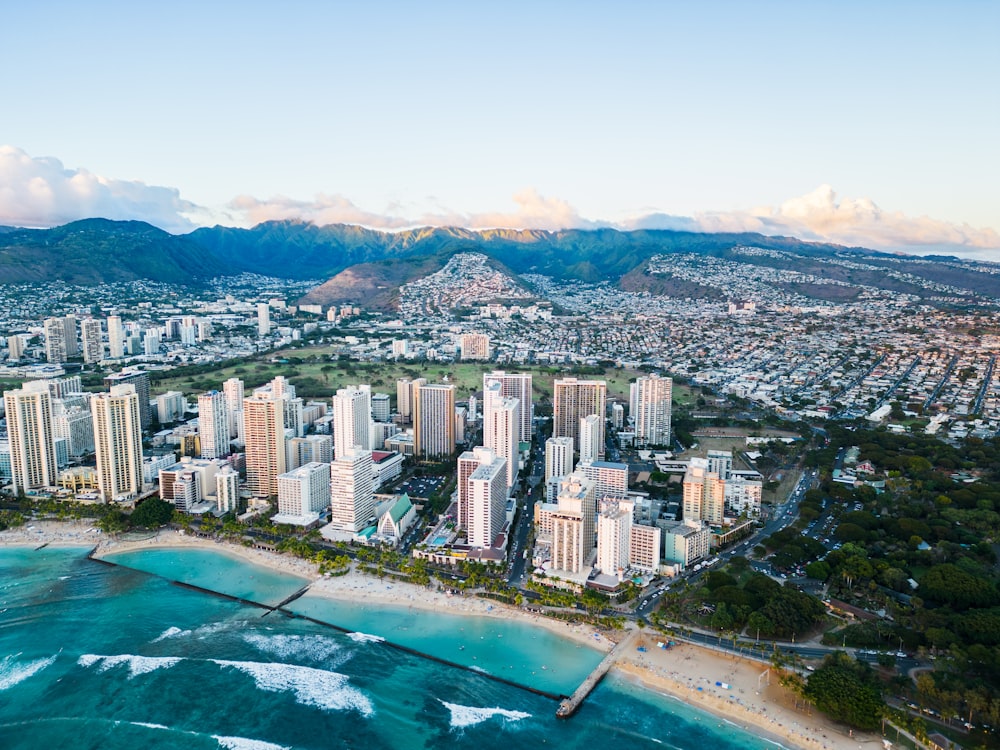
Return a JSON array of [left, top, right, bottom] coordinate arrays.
[[2, 1, 998, 255]]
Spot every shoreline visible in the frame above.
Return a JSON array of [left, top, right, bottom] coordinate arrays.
[[4, 523, 882, 750]]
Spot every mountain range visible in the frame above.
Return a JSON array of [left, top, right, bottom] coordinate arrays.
[[1, 218, 998, 305]]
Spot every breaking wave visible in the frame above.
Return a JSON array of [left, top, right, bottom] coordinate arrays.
[[346, 632, 384, 644], [78, 654, 181, 679], [0, 654, 57, 691], [212, 660, 373, 716], [439, 700, 531, 729], [213, 736, 291, 750], [242, 633, 343, 662]]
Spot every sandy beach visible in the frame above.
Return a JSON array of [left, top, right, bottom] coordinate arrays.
[[614, 639, 883, 750], [5, 523, 884, 750]]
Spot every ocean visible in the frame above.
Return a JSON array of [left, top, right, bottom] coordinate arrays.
[[0, 547, 781, 750]]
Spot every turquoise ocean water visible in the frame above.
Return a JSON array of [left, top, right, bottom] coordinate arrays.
[[0, 547, 783, 750]]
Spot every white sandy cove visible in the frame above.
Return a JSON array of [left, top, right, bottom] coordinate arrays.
[[5, 522, 883, 750]]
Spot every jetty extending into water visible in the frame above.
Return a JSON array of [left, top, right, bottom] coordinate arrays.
[[88, 550, 569, 703], [556, 628, 640, 718]]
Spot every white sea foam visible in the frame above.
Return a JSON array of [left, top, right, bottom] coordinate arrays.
[[152, 626, 188, 642], [77, 654, 181, 679], [242, 633, 342, 662], [439, 700, 531, 729], [131, 722, 171, 731], [0, 654, 57, 691], [213, 735, 291, 750], [213, 660, 373, 716], [346, 632, 384, 644]]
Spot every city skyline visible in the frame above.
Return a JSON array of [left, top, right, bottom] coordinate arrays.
[[1, 2, 998, 257]]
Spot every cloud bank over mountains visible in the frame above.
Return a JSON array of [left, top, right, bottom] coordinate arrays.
[[2, 146, 997, 256], [0, 146, 202, 233]]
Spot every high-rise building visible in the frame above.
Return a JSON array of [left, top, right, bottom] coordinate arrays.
[[46, 376, 82, 400], [483, 394, 520, 493], [396, 377, 426, 424], [575, 460, 629, 501], [483, 371, 533, 444], [329, 446, 374, 532], [629, 524, 662, 574], [456, 446, 506, 538], [459, 333, 491, 360], [661, 519, 710, 567], [104, 369, 151, 429], [6, 335, 25, 361], [707, 450, 733, 480], [724, 475, 763, 518], [44, 317, 67, 363], [578, 414, 602, 465], [467, 450, 508, 548], [596, 497, 634, 577], [81, 319, 103, 363], [276, 462, 331, 521], [4, 381, 58, 492], [413, 383, 455, 458], [243, 392, 286, 498], [682, 457, 725, 525], [371, 393, 391, 423], [52, 397, 94, 456], [63, 314, 79, 357], [545, 436, 574, 484], [633, 374, 673, 447], [198, 390, 230, 459], [286, 434, 333, 470], [91, 384, 143, 503], [553, 378, 606, 457], [332, 385, 372, 459], [156, 391, 187, 425], [550, 473, 596, 574], [107, 315, 125, 359], [257, 302, 271, 336], [143, 328, 161, 356], [216, 465, 240, 513], [223, 378, 245, 439]]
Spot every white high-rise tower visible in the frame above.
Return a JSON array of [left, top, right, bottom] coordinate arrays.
[[198, 390, 230, 459], [332, 385, 373, 458], [4, 381, 58, 493], [91, 384, 144, 503], [634, 374, 673, 447]]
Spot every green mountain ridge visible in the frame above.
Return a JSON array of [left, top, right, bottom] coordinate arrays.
[[1, 219, 998, 305]]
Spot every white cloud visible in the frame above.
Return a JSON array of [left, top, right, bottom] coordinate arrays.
[[0, 145, 201, 232], [3, 145, 997, 257], [681, 185, 1000, 253], [228, 188, 598, 232]]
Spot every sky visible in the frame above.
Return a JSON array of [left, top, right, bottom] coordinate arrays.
[[2, 1, 998, 257]]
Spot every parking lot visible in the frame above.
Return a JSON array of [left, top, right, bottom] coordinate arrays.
[[396, 476, 445, 499]]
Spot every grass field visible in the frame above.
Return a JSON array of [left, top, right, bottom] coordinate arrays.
[[146, 350, 695, 407]]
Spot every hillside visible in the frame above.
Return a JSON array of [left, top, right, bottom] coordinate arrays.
[[0, 219, 227, 284], [1, 219, 998, 306], [299, 254, 450, 311]]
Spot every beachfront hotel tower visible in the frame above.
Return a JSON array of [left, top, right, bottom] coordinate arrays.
[[243, 391, 286, 498], [413, 383, 455, 459], [329, 446, 375, 532], [682, 457, 725, 525], [553, 377, 606, 458], [4, 380, 58, 493], [91, 384, 144, 503]]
